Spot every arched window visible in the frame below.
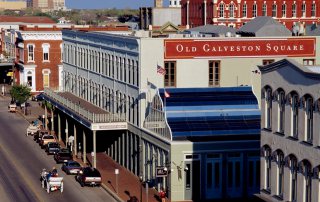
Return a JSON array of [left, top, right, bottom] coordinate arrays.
[[264, 87, 272, 129], [281, 3, 286, 18], [219, 3, 224, 18], [252, 3, 257, 17], [311, 3, 316, 17], [300, 160, 312, 202], [304, 96, 313, 143], [292, 3, 296, 17], [288, 155, 297, 201], [277, 90, 285, 133], [263, 146, 272, 191], [290, 92, 299, 138], [262, 3, 267, 16], [302, 3, 306, 17], [272, 3, 277, 17], [275, 150, 284, 197], [229, 4, 234, 18], [242, 4, 247, 18]]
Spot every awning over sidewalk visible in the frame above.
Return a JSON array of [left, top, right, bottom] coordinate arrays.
[[42, 88, 127, 131]]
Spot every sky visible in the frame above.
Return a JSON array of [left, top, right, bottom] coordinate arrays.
[[66, 0, 169, 9]]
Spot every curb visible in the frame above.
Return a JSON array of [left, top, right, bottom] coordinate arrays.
[[101, 183, 125, 202]]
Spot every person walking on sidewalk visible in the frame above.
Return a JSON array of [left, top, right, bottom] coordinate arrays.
[[159, 187, 166, 202]]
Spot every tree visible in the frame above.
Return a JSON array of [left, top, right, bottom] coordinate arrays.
[[10, 84, 31, 105]]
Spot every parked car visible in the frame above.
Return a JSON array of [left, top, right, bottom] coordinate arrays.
[[45, 142, 60, 155], [32, 93, 44, 101], [76, 167, 102, 187], [61, 160, 82, 175], [40, 134, 56, 148], [8, 102, 16, 113], [54, 148, 73, 163], [34, 129, 49, 142]]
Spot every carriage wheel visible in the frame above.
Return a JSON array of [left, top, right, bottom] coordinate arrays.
[[60, 182, 64, 193], [46, 182, 50, 193]]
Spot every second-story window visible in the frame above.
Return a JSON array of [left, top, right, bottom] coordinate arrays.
[[291, 93, 299, 138], [252, 3, 257, 17], [219, 3, 224, 18], [292, 3, 296, 17], [164, 61, 176, 87], [262, 3, 267, 16], [265, 88, 272, 129], [229, 4, 234, 18], [281, 4, 286, 17], [302, 3, 306, 17], [42, 44, 50, 62], [311, 3, 316, 17], [305, 97, 313, 143], [272, 4, 277, 17], [28, 44, 34, 61], [209, 60, 220, 87], [242, 4, 247, 17], [278, 90, 285, 133]]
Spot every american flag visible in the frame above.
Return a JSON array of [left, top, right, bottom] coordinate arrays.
[[157, 64, 166, 75]]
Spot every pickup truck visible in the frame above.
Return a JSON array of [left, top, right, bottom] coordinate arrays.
[[76, 167, 102, 187], [54, 148, 73, 163], [40, 135, 56, 148]]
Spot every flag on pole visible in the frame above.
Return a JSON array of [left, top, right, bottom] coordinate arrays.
[[157, 64, 166, 75], [164, 89, 170, 98]]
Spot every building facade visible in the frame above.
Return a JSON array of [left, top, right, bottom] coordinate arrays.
[[45, 31, 320, 201], [0, 0, 26, 10], [181, 0, 320, 29], [259, 59, 320, 202], [27, 0, 65, 11]]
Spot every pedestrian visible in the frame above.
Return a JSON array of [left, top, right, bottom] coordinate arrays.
[[159, 187, 166, 202]]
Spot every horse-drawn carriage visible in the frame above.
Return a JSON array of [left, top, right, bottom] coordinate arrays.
[[40, 168, 64, 193]]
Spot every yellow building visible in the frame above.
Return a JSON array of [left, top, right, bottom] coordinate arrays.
[[0, 1, 26, 10]]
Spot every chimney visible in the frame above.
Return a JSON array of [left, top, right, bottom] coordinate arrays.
[[154, 0, 163, 8]]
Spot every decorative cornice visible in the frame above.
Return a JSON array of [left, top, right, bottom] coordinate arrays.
[[21, 32, 62, 41]]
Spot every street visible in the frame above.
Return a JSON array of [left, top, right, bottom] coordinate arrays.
[[0, 97, 117, 202]]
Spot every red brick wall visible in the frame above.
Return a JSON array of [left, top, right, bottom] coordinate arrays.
[[23, 39, 62, 92], [181, 0, 320, 29]]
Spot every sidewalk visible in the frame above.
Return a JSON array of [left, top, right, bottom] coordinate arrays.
[[2, 91, 170, 202]]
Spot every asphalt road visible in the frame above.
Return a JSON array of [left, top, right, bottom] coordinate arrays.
[[0, 97, 117, 202]]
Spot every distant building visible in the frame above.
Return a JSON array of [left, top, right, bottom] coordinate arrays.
[[169, 0, 181, 7], [0, 0, 26, 10], [259, 59, 320, 202], [181, 0, 320, 30], [27, 0, 66, 11], [140, 0, 181, 30]]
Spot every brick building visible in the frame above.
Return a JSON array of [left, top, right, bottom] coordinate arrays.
[[181, 0, 320, 29], [14, 24, 130, 93]]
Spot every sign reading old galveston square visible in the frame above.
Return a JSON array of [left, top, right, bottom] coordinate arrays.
[[164, 38, 316, 59]]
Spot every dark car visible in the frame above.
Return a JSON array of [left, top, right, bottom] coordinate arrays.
[[76, 167, 102, 187], [45, 142, 60, 154], [62, 160, 82, 175], [32, 93, 44, 101], [54, 148, 73, 163]]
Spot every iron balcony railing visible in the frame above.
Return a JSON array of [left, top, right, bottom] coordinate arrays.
[[44, 88, 126, 123]]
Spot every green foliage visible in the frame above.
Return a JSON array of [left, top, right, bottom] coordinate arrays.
[[10, 85, 31, 104]]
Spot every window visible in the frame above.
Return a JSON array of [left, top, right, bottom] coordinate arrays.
[[43, 69, 50, 88], [292, 3, 296, 17], [276, 151, 284, 198], [164, 61, 176, 87], [265, 88, 272, 129], [219, 3, 224, 18], [242, 4, 247, 17], [263, 59, 275, 65], [262, 3, 267, 16], [291, 94, 299, 138], [311, 3, 316, 17], [209, 61, 220, 87], [60, 43, 63, 61], [28, 44, 34, 61], [42, 44, 50, 61], [229, 4, 234, 18], [303, 161, 312, 202], [302, 3, 306, 17], [289, 156, 297, 202], [278, 91, 285, 133], [303, 59, 315, 66], [264, 147, 271, 191], [305, 97, 313, 143], [252, 3, 257, 17], [272, 4, 277, 17], [281, 4, 286, 17]]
